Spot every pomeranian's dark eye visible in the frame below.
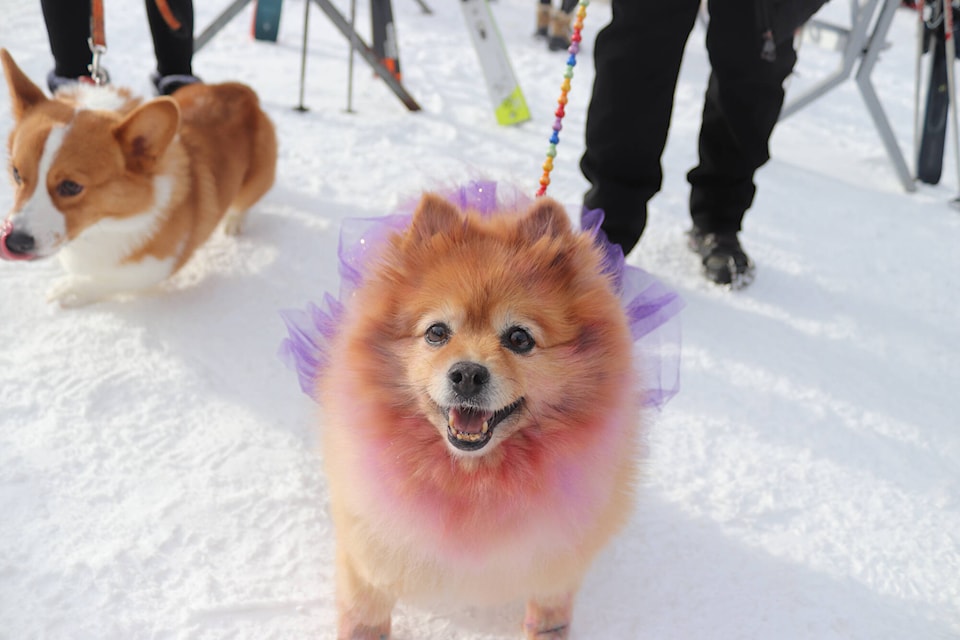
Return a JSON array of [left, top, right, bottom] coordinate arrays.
[[11, 166, 21, 185], [503, 327, 535, 354], [425, 323, 451, 346], [55, 179, 83, 197]]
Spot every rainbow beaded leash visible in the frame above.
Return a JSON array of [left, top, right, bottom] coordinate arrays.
[[536, 0, 589, 197]]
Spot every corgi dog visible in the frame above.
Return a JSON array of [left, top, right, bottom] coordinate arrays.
[[319, 194, 641, 639], [0, 49, 277, 306]]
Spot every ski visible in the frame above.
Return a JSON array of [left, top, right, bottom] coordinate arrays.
[[252, 0, 284, 42], [918, 4, 950, 184], [460, 0, 531, 126], [371, 0, 401, 80]]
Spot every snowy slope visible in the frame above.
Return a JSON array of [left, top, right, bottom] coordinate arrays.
[[0, 1, 958, 638]]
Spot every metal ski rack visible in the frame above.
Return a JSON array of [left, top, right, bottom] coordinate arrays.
[[194, 0, 421, 112], [780, 0, 915, 193]]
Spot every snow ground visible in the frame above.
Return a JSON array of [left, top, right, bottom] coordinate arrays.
[[0, 0, 958, 638]]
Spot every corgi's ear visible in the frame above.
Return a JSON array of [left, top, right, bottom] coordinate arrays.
[[1, 49, 49, 121], [521, 197, 572, 240], [408, 193, 462, 242], [113, 97, 180, 173]]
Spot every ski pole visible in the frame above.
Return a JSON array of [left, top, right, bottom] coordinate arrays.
[[346, 0, 358, 113], [410, 0, 432, 14], [915, 0, 927, 176], [943, 0, 960, 199], [296, 0, 310, 112]]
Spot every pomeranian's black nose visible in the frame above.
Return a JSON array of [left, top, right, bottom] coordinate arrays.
[[448, 362, 490, 398], [4, 230, 35, 255]]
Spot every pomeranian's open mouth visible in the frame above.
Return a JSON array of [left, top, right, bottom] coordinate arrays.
[[444, 398, 524, 452]]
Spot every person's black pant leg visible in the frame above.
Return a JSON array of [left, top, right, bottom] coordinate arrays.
[[580, 0, 699, 253], [146, 0, 194, 77], [688, 0, 797, 234], [40, 0, 92, 78]]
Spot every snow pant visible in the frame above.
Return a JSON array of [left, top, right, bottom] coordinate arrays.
[[579, 0, 798, 253], [40, 0, 194, 80], [539, 0, 579, 14]]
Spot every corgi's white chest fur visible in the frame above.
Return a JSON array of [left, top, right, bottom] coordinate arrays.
[[58, 175, 177, 273], [51, 175, 178, 307], [46, 125, 179, 305]]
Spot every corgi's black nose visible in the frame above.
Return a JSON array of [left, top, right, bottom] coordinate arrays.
[[4, 230, 35, 256], [448, 362, 490, 399]]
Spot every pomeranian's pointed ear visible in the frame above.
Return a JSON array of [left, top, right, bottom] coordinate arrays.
[[409, 193, 462, 241], [113, 97, 181, 173], [1, 49, 50, 121], [521, 197, 572, 240]]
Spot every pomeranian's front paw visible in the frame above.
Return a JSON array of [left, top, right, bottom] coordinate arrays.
[[338, 621, 390, 640], [221, 209, 247, 236], [46, 278, 100, 308], [524, 597, 573, 639]]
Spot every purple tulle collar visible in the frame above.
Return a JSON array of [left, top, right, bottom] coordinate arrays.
[[279, 181, 684, 409]]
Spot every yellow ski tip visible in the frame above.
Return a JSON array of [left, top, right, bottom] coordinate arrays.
[[494, 86, 531, 126]]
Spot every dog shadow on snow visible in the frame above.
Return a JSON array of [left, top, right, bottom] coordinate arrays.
[[88, 185, 339, 440], [397, 493, 950, 639]]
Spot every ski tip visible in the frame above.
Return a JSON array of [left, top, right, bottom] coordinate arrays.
[[494, 88, 531, 126]]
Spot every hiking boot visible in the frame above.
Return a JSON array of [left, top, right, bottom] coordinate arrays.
[[150, 71, 202, 96], [535, 5, 550, 37], [547, 9, 572, 51], [687, 227, 755, 288], [46, 69, 109, 94]]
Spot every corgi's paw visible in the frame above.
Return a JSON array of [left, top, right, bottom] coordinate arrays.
[[524, 596, 573, 639], [46, 278, 101, 308], [222, 208, 247, 236]]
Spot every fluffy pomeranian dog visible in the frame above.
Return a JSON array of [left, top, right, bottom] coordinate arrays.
[[317, 193, 642, 639]]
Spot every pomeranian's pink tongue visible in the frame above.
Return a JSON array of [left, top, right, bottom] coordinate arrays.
[[448, 408, 494, 434]]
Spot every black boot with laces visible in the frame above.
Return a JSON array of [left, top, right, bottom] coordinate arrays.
[[687, 227, 755, 289]]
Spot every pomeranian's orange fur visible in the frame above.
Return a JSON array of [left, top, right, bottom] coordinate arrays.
[[320, 194, 642, 639]]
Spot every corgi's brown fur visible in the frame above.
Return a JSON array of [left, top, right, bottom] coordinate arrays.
[[0, 49, 277, 306]]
